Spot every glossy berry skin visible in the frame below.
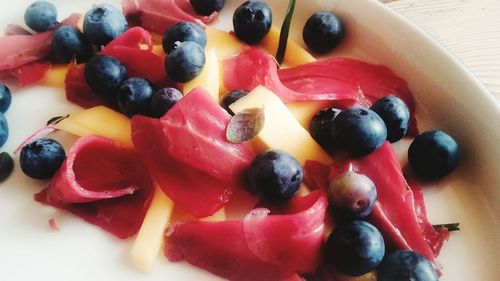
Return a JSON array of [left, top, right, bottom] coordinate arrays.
[[303, 12, 344, 54], [0, 113, 8, 148], [233, 0, 272, 44], [84, 55, 128, 96], [325, 220, 385, 276], [220, 90, 247, 115], [162, 21, 207, 54], [20, 138, 66, 180], [24, 1, 58, 32], [0, 152, 14, 182], [51, 26, 93, 64], [0, 84, 12, 113], [149, 87, 183, 118], [378, 250, 438, 281], [83, 4, 127, 46], [328, 171, 377, 218], [408, 130, 459, 179], [331, 107, 387, 157], [117, 78, 154, 117], [370, 96, 410, 143], [310, 107, 341, 149], [190, 0, 226, 16], [247, 150, 303, 202], [165, 41, 205, 83]]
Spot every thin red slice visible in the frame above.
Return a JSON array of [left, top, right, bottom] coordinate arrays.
[[131, 115, 231, 218], [122, 0, 217, 34], [100, 46, 170, 87], [159, 87, 255, 181], [165, 191, 327, 281], [35, 136, 153, 239], [102, 26, 153, 51], [0, 61, 50, 86]]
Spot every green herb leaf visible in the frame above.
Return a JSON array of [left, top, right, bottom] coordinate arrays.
[[275, 0, 297, 65], [432, 223, 460, 232], [46, 114, 70, 126], [226, 107, 265, 144]]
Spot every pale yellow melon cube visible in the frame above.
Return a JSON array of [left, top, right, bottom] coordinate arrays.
[[41, 65, 68, 88], [286, 100, 333, 129], [182, 48, 219, 100], [260, 26, 316, 67]]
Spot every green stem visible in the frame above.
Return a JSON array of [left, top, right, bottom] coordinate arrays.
[[433, 223, 460, 232], [275, 0, 297, 65]]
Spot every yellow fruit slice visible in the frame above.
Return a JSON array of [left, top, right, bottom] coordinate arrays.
[[130, 185, 174, 272], [286, 100, 333, 129], [229, 86, 332, 166], [56, 106, 132, 148], [182, 48, 219, 100], [41, 65, 68, 88]]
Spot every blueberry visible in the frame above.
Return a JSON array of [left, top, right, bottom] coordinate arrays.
[[20, 138, 66, 180], [165, 41, 205, 83], [247, 150, 303, 202], [378, 250, 438, 281], [220, 90, 248, 115], [0, 84, 12, 113], [24, 1, 58, 32], [328, 171, 377, 218], [310, 107, 341, 149], [233, 0, 272, 44], [51, 26, 93, 64], [83, 4, 127, 46], [325, 220, 385, 276], [331, 107, 387, 157], [303, 12, 344, 54], [370, 96, 410, 143], [162, 21, 207, 54], [84, 55, 128, 96], [116, 78, 154, 117], [0, 113, 8, 148], [190, 0, 226, 16], [408, 130, 459, 179], [149, 87, 183, 118], [0, 152, 14, 182]]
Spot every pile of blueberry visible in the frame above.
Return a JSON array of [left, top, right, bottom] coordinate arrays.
[[0, 84, 13, 182]]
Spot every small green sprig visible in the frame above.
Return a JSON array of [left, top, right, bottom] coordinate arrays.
[[275, 0, 297, 65]]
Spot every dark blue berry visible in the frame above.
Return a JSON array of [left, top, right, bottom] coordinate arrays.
[[331, 107, 387, 156], [378, 250, 438, 281], [325, 220, 385, 276], [328, 171, 377, 218], [51, 26, 93, 64], [20, 138, 66, 180], [233, 0, 272, 44], [165, 41, 205, 83], [310, 107, 341, 149], [408, 130, 459, 179], [0, 152, 14, 182], [220, 90, 248, 115], [84, 55, 128, 96], [303, 12, 344, 54], [24, 1, 58, 32], [247, 150, 303, 202], [162, 22, 207, 54], [0, 113, 8, 148], [370, 96, 410, 143], [83, 4, 127, 46], [117, 78, 154, 117], [149, 87, 183, 118], [190, 0, 226, 16], [0, 84, 12, 113]]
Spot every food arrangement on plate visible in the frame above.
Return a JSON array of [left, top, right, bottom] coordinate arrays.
[[0, 0, 468, 280]]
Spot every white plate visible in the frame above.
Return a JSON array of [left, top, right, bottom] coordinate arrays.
[[1, 0, 499, 280]]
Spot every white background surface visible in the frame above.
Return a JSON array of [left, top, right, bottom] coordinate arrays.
[[0, 0, 499, 280]]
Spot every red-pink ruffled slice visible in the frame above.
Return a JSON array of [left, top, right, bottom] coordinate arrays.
[[122, 0, 217, 34], [35, 135, 153, 239], [165, 191, 327, 281]]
